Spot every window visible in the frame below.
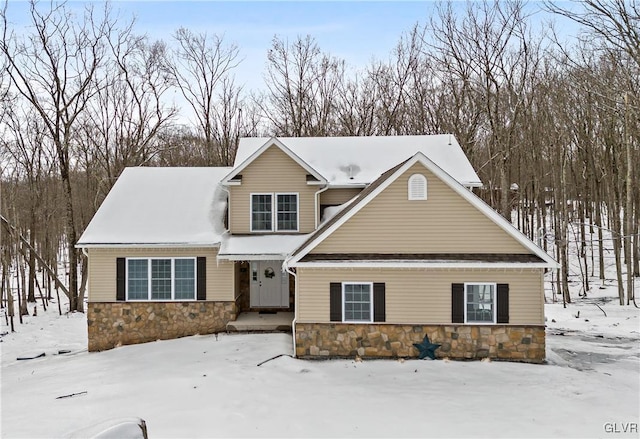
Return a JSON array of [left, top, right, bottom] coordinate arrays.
[[408, 174, 427, 200], [342, 282, 373, 322], [251, 194, 272, 231], [251, 193, 298, 231], [126, 258, 196, 301], [465, 283, 496, 323], [277, 194, 298, 231]]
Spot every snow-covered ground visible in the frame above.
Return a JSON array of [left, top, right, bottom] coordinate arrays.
[[1, 284, 638, 438], [2, 221, 639, 438]]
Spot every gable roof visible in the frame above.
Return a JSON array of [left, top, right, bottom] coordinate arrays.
[[234, 135, 482, 187], [76, 167, 231, 247], [221, 137, 326, 185], [285, 152, 558, 268]]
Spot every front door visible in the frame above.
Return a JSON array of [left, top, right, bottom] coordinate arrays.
[[250, 260, 289, 308]]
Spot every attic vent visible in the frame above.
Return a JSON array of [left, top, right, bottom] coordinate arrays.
[[408, 174, 427, 200]]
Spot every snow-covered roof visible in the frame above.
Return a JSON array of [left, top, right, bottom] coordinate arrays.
[[234, 135, 482, 187], [218, 234, 311, 260], [77, 167, 231, 247]]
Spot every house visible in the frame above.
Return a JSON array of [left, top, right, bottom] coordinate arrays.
[[77, 135, 558, 362]]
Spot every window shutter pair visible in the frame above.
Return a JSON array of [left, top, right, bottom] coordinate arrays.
[[451, 283, 509, 324], [115, 257, 207, 301], [329, 282, 385, 322]]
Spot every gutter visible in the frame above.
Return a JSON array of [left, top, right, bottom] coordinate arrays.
[[314, 185, 330, 229]]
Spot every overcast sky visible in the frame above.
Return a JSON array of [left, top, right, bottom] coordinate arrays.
[[5, 1, 578, 92]]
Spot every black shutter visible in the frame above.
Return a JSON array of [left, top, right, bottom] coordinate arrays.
[[330, 282, 342, 322], [496, 283, 509, 323], [373, 283, 386, 322], [197, 257, 206, 301], [116, 258, 126, 301], [451, 283, 464, 323]]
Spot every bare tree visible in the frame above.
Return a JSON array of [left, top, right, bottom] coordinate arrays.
[[262, 35, 344, 136], [1, 1, 118, 312], [170, 28, 240, 165]]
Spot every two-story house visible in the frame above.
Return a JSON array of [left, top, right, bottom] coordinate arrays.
[[77, 135, 557, 362]]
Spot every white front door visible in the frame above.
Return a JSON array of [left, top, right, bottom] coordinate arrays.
[[250, 260, 289, 308]]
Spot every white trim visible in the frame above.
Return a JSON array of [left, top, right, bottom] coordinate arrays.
[[292, 261, 551, 269], [125, 257, 197, 301], [76, 243, 220, 249], [408, 173, 427, 200], [341, 282, 374, 323], [275, 192, 300, 232], [464, 282, 496, 324], [221, 137, 327, 185], [250, 192, 273, 232], [286, 152, 559, 269], [324, 184, 368, 189], [219, 254, 292, 261], [249, 192, 300, 232]]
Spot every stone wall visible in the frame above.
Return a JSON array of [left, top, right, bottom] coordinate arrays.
[[295, 323, 545, 363], [88, 301, 237, 352]]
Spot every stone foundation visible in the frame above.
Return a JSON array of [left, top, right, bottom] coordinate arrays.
[[88, 301, 237, 352], [295, 323, 545, 363]]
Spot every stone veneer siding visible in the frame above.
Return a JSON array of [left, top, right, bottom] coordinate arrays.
[[88, 301, 237, 352], [295, 323, 545, 363]]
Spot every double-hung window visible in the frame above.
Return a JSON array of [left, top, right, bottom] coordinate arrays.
[[342, 282, 373, 322], [251, 194, 273, 231], [465, 283, 496, 323], [126, 258, 196, 301], [251, 193, 298, 232]]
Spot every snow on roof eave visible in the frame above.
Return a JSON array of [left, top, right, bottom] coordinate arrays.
[[76, 242, 222, 249], [285, 151, 559, 270], [217, 253, 292, 261], [221, 137, 327, 185], [292, 261, 555, 269]]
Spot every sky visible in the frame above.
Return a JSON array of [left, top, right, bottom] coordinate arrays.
[[4, 1, 576, 92]]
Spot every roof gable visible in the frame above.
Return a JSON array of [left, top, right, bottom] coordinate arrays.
[[286, 152, 558, 268], [222, 137, 326, 185]]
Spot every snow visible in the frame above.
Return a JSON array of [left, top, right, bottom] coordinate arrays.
[[67, 418, 147, 439], [218, 233, 311, 260], [76, 167, 231, 246], [2, 288, 638, 438], [235, 135, 482, 187], [4, 218, 639, 438]]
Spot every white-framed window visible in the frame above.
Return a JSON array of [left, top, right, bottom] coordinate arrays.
[[408, 174, 427, 200], [251, 193, 273, 231], [126, 258, 196, 301], [464, 283, 496, 323], [250, 193, 298, 232], [342, 282, 373, 322]]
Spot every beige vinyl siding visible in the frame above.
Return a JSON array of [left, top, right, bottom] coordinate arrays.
[[229, 145, 318, 233], [87, 247, 234, 302], [312, 163, 529, 254], [297, 267, 544, 325], [320, 188, 362, 205]]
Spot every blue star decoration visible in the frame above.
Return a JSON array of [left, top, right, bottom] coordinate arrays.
[[413, 335, 441, 360]]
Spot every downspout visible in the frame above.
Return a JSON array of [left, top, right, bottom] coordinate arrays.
[[285, 262, 298, 357], [314, 184, 330, 229]]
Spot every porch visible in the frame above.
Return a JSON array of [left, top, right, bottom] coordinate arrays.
[[226, 311, 294, 332]]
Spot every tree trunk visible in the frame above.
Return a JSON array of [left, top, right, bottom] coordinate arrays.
[[27, 210, 37, 303]]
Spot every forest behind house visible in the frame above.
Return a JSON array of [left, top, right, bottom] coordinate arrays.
[[0, 0, 638, 324]]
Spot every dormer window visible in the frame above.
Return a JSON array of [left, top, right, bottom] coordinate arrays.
[[408, 174, 427, 200]]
